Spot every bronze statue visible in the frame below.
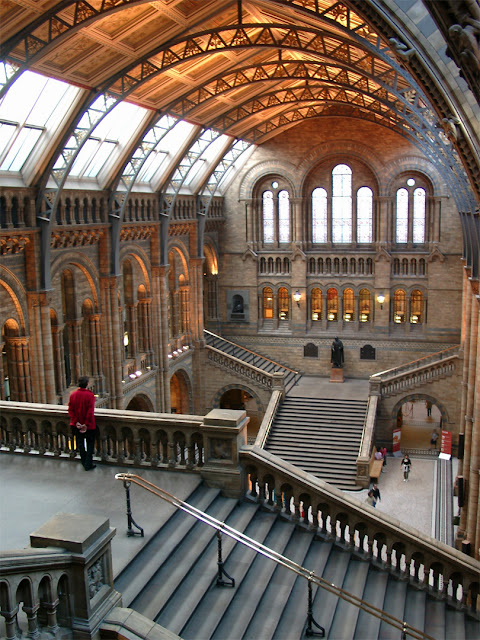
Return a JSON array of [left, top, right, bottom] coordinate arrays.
[[331, 337, 344, 368]]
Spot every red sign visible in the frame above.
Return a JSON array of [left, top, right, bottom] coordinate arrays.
[[441, 430, 452, 455], [393, 428, 401, 453]]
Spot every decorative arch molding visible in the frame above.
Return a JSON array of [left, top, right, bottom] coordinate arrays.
[[0, 269, 28, 335], [50, 251, 100, 311], [297, 139, 384, 192], [239, 160, 298, 200], [168, 241, 190, 277], [211, 383, 264, 415], [119, 247, 152, 297], [125, 392, 155, 412], [382, 155, 445, 197], [169, 366, 193, 413], [391, 393, 449, 426]]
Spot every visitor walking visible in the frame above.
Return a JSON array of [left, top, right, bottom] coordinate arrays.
[[430, 429, 439, 449], [401, 454, 412, 482], [372, 484, 381, 507], [68, 376, 97, 471]]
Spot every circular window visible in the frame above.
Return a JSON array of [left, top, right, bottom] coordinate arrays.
[[272, 181, 279, 189], [406, 178, 415, 186]]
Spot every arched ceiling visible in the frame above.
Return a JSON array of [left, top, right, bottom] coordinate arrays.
[[1, 0, 479, 277]]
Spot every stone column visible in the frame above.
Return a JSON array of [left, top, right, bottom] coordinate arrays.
[[151, 265, 170, 411], [465, 297, 479, 555]]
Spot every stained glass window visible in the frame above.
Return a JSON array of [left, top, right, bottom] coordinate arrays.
[[413, 188, 426, 243], [332, 164, 352, 243], [312, 187, 327, 243], [278, 190, 290, 243], [343, 288, 355, 321], [359, 289, 370, 322], [263, 190, 274, 243], [396, 188, 408, 243], [278, 287, 289, 320], [410, 290, 423, 323], [357, 186, 373, 243]]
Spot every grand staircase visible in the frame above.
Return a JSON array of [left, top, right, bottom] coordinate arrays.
[[264, 396, 367, 490], [114, 482, 479, 640]]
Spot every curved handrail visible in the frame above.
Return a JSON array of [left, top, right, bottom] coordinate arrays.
[[204, 330, 299, 374], [115, 473, 435, 640], [371, 345, 459, 380]]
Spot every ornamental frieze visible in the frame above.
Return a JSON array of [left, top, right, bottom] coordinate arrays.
[[51, 229, 104, 248], [120, 226, 155, 241], [0, 236, 30, 255], [169, 222, 195, 237]]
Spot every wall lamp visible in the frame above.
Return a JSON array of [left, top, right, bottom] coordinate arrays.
[[293, 290, 301, 307], [377, 293, 385, 310]]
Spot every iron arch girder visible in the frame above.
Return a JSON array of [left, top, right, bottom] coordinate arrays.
[[0, 0, 392, 100]]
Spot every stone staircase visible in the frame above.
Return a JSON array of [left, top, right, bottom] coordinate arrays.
[[204, 330, 300, 394], [114, 483, 479, 640], [264, 396, 367, 490]]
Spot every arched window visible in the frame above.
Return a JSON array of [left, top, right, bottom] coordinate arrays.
[[343, 288, 355, 322], [327, 288, 338, 321], [262, 190, 274, 243], [396, 179, 427, 244], [410, 290, 423, 323], [262, 186, 291, 244], [263, 287, 273, 319], [311, 288, 322, 321], [357, 186, 373, 243], [312, 187, 327, 243], [413, 188, 426, 243], [359, 289, 371, 322], [332, 164, 352, 243], [278, 190, 290, 243], [394, 289, 406, 323], [278, 287, 289, 320]]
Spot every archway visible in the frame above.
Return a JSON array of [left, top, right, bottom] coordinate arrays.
[[393, 395, 444, 453], [126, 394, 154, 412], [217, 386, 262, 442], [170, 370, 191, 414]]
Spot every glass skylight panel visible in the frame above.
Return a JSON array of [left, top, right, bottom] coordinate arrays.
[[159, 120, 195, 155], [0, 126, 42, 171], [135, 150, 168, 183], [83, 141, 117, 178]]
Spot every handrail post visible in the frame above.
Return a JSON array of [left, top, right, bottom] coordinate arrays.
[[215, 529, 235, 587], [305, 573, 325, 637], [123, 478, 144, 537]]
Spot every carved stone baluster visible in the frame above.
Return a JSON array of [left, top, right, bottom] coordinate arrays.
[[2, 606, 18, 640], [22, 603, 40, 639], [291, 499, 300, 523], [168, 440, 176, 467], [43, 599, 59, 634], [187, 442, 195, 470]]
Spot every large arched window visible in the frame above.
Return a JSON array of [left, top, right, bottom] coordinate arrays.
[[312, 187, 327, 243], [262, 185, 291, 244], [395, 178, 427, 244], [357, 187, 373, 243], [332, 164, 352, 243], [410, 289, 423, 323], [311, 288, 322, 321]]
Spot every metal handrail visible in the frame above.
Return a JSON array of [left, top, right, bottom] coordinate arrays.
[[204, 329, 299, 374], [115, 473, 435, 640]]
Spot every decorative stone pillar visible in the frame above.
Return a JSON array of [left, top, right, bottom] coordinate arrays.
[[200, 409, 249, 498], [30, 513, 121, 639]]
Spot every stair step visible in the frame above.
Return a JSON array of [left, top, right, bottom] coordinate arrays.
[[312, 546, 352, 634], [155, 500, 260, 634], [114, 484, 220, 607], [180, 510, 279, 640], [355, 566, 389, 638], [132, 493, 240, 620], [378, 577, 407, 638], [328, 556, 370, 638]]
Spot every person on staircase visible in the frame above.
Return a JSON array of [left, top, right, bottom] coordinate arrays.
[[68, 376, 97, 471]]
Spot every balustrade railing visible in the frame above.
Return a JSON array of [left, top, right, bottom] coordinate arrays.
[[206, 346, 276, 390], [241, 446, 480, 615]]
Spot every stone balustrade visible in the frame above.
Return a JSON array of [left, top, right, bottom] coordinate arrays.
[[370, 347, 459, 398], [241, 445, 480, 613], [0, 512, 121, 639], [206, 346, 275, 390]]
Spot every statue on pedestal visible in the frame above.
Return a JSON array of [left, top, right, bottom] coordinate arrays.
[[331, 337, 344, 369]]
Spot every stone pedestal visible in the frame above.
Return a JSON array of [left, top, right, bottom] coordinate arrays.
[[330, 367, 344, 383]]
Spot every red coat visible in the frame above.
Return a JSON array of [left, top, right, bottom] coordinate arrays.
[[68, 387, 96, 430]]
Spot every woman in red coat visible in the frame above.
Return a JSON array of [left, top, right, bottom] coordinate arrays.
[[68, 376, 97, 470]]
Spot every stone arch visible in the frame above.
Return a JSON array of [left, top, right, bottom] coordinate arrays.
[[382, 155, 445, 197], [239, 159, 298, 199], [170, 367, 192, 414], [126, 393, 154, 412], [51, 252, 100, 312], [211, 383, 264, 414], [390, 393, 448, 426], [0, 268, 28, 335]]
